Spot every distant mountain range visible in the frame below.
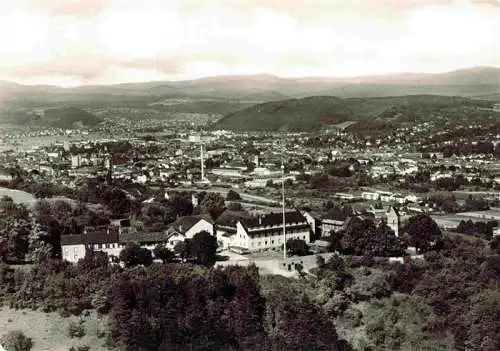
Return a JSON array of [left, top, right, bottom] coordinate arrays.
[[0, 66, 499, 130], [1, 66, 499, 103]]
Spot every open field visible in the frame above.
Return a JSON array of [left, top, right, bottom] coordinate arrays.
[[0, 307, 110, 351], [0, 187, 35, 204]]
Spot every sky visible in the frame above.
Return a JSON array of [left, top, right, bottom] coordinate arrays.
[[0, 0, 499, 87]]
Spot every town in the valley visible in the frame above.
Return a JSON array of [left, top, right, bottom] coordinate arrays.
[[1, 69, 500, 351], [1, 115, 499, 276], [2, 0, 500, 347]]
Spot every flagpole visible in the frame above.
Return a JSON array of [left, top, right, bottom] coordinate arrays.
[[282, 140, 287, 259]]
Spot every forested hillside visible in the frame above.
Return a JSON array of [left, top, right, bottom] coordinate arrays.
[[213, 95, 498, 132]]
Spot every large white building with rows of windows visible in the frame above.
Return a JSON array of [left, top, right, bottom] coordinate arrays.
[[216, 210, 312, 252]]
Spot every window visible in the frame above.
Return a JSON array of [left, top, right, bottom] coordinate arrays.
[[272, 240, 274, 244]]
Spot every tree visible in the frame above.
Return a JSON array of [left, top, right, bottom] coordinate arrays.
[[174, 240, 191, 262], [328, 166, 352, 178], [167, 195, 194, 217], [227, 202, 244, 212], [338, 218, 406, 257], [310, 173, 329, 189], [26, 221, 52, 263], [226, 190, 241, 201], [78, 249, 109, 271], [0, 330, 33, 351], [265, 292, 338, 350], [33, 199, 53, 219], [245, 161, 256, 173], [490, 236, 500, 254], [316, 255, 326, 268], [0, 217, 31, 263], [153, 244, 175, 263], [200, 192, 225, 219], [190, 231, 218, 266], [119, 243, 153, 267], [405, 214, 442, 253], [464, 290, 500, 350], [103, 188, 131, 218], [286, 239, 309, 256]]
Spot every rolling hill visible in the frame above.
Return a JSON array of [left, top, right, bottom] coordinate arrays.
[[213, 96, 353, 132], [0, 107, 103, 128], [43, 107, 103, 128], [212, 95, 498, 132], [1, 66, 499, 105]]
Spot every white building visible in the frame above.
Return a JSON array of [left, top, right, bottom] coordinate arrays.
[[362, 192, 380, 201], [212, 168, 244, 178], [71, 154, 81, 169], [0, 169, 13, 182], [61, 225, 122, 263], [168, 215, 214, 239], [386, 206, 401, 237], [216, 210, 312, 252], [251, 167, 282, 179], [61, 216, 214, 263]]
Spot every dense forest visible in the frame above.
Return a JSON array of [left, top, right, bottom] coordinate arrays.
[[0, 179, 499, 350], [213, 95, 499, 132], [1, 231, 499, 350]]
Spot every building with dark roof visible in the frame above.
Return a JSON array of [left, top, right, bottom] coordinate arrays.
[[167, 215, 214, 239], [61, 225, 120, 263], [216, 209, 312, 252], [60, 215, 215, 263], [119, 228, 185, 250]]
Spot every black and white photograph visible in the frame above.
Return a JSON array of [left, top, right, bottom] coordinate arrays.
[[0, 0, 499, 350]]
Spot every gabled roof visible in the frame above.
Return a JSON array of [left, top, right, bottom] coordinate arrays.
[[215, 210, 252, 227], [61, 227, 119, 246], [240, 210, 307, 228], [120, 231, 172, 244], [168, 214, 213, 234], [323, 208, 350, 222]]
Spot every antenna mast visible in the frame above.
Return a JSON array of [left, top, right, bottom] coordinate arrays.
[[200, 139, 205, 181], [282, 137, 287, 259]]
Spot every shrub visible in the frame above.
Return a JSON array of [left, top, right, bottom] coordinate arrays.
[[69, 347, 90, 351], [226, 190, 241, 201], [68, 321, 86, 338], [342, 308, 364, 328], [59, 309, 71, 318], [0, 330, 34, 351]]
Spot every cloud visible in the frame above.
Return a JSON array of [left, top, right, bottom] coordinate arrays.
[[0, 0, 499, 86], [2, 56, 183, 80], [29, 0, 109, 17]]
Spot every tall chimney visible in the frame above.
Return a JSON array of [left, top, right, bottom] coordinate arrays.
[[200, 142, 205, 181]]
